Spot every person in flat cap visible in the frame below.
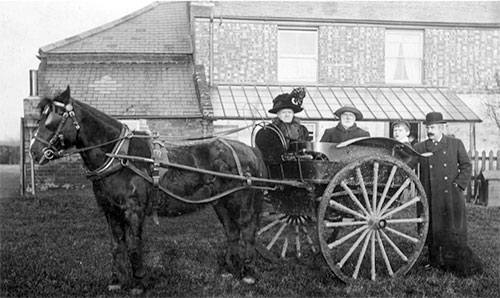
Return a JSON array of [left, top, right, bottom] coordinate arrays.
[[268, 87, 311, 143], [320, 106, 370, 143], [414, 112, 482, 276], [392, 120, 412, 145]]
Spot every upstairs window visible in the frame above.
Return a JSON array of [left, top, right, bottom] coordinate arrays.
[[385, 30, 423, 84], [278, 28, 318, 83]]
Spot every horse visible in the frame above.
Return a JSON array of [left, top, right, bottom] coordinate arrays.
[[29, 86, 268, 295]]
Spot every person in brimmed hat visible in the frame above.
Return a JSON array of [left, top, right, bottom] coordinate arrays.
[[392, 120, 412, 145], [320, 105, 370, 143], [413, 112, 482, 276], [268, 87, 310, 142]]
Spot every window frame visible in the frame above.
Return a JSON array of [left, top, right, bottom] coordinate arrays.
[[384, 29, 424, 85], [277, 27, 319, 83]]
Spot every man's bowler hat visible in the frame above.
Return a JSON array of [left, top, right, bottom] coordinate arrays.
[[268, 87, 305, 114], [424, 112, 447, 125], [334, 106, 364, 120]]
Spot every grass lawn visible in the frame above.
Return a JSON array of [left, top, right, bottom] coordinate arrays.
[[1, 188, 499, 297]]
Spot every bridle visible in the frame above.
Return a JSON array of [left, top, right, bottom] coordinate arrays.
[[32, 100, 81, 161]]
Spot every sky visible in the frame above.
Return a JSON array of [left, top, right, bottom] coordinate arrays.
[[0, 0, 157, 143]]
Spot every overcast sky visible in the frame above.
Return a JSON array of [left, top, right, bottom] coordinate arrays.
[[0, 0, 156, 142]]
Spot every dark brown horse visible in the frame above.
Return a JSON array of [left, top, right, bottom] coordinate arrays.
[[29, 86, 267, 295]]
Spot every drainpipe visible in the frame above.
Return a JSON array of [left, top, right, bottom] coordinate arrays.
[[29, 70, 38, 96], [209, 5, 214, 87]]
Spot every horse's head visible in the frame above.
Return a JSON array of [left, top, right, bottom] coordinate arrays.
[[30, 86, 81, 165]]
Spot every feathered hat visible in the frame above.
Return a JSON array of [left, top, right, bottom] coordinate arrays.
[[268, 87, 306, 114]]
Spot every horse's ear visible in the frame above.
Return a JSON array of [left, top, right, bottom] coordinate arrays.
[[59, 85, 71, 103]]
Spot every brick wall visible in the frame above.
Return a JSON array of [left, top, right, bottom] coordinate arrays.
[[318, 25, 385, 85], [424, 28, 500, 92], [195, 19, 500, 90], [195, 21, 278, 83]]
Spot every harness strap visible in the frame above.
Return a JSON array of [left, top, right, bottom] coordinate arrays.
[[151, 133, 168, 188], [86, 126, 132, 181], [121, 158, 251, 204], [218, 138, 244, 177]]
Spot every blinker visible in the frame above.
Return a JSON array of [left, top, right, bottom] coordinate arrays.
[[45, 111, 63, 131]]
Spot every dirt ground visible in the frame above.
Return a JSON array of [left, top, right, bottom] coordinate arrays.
[[0, 165, 21, 198]]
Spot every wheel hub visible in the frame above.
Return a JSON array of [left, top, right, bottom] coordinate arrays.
[[368, 217, 387, 230]]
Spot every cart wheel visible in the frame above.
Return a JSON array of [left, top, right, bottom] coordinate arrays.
[[257, 187, 319, 262], [317, 155, 429, 282]]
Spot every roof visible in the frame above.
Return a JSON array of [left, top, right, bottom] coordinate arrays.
[[210, 84, 482, 123], [194, 1, 500, 26], [38, 63, 201, 118], [40, 2, 192, 54]]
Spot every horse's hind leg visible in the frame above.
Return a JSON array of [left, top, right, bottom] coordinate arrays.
[[213, 190, 260, 284], [213, 202, 241, 277], [105, 213, 129, 292], [236, 190, 260, 284]]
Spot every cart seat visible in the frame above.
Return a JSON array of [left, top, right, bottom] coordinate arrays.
[[254, 124, 287, 164]]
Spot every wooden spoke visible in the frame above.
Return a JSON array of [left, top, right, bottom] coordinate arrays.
[[386, 217, 424, 224], [326, 220, 367, 228], [376, 230, 394, 276], [295, 224, 301, 258], [328, 225, 368, 249], [257, 217, 284, 235], [376, 165, 398, 214], [281, 237, 289, 258], [340, 181, 370, 217], [371, 231, 376, 281], [329, 199, 368, 220], [338, 228, 371, 268], [267, 221, 288, 250], [356, 168, 373, 214], [385, 227, 419, 243], [353, 230, 373, 279], [381, 196, 421, 219], [379, 230, 408, 262], [372, 162, 379, 213], [379, 178, 411, 215], [301, 225, 317, 253]]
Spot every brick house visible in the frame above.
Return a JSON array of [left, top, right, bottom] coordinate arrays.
[[22, 1, 500, 192]]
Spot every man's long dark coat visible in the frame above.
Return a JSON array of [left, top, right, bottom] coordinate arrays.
[[414, 135, 472, 247]]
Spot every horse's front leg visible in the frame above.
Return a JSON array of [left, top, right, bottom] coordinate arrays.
[[105, 213, 128, 292], [123, 179, 148, 295]]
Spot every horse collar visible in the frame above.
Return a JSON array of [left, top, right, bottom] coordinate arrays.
[[86, 126, 133, 181]]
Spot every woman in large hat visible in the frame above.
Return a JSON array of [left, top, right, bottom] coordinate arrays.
[[320, 105, 370, 143], [268, 87, 310, 142]]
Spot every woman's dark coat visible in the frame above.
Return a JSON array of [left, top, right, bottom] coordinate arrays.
[[271, 117, 310, 142], [320, 123, 370, 143]]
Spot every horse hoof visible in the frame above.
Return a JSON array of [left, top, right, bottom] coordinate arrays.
[[242, 276, 256, 285], [107, 284, 122, 292], [130, 287, 145, 296]]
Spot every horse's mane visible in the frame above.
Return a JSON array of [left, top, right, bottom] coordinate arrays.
[[36, 97, 53, 114]]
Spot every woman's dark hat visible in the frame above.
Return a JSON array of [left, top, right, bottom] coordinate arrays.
[[334, 106, 363, 120], [268, 87, 306, 114], [424, 112, 447, 125], [393, 120, 411, 131]]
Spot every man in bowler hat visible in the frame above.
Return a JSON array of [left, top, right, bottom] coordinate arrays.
[[320, 106, 370, 143], [414, 112, 482, 276]]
